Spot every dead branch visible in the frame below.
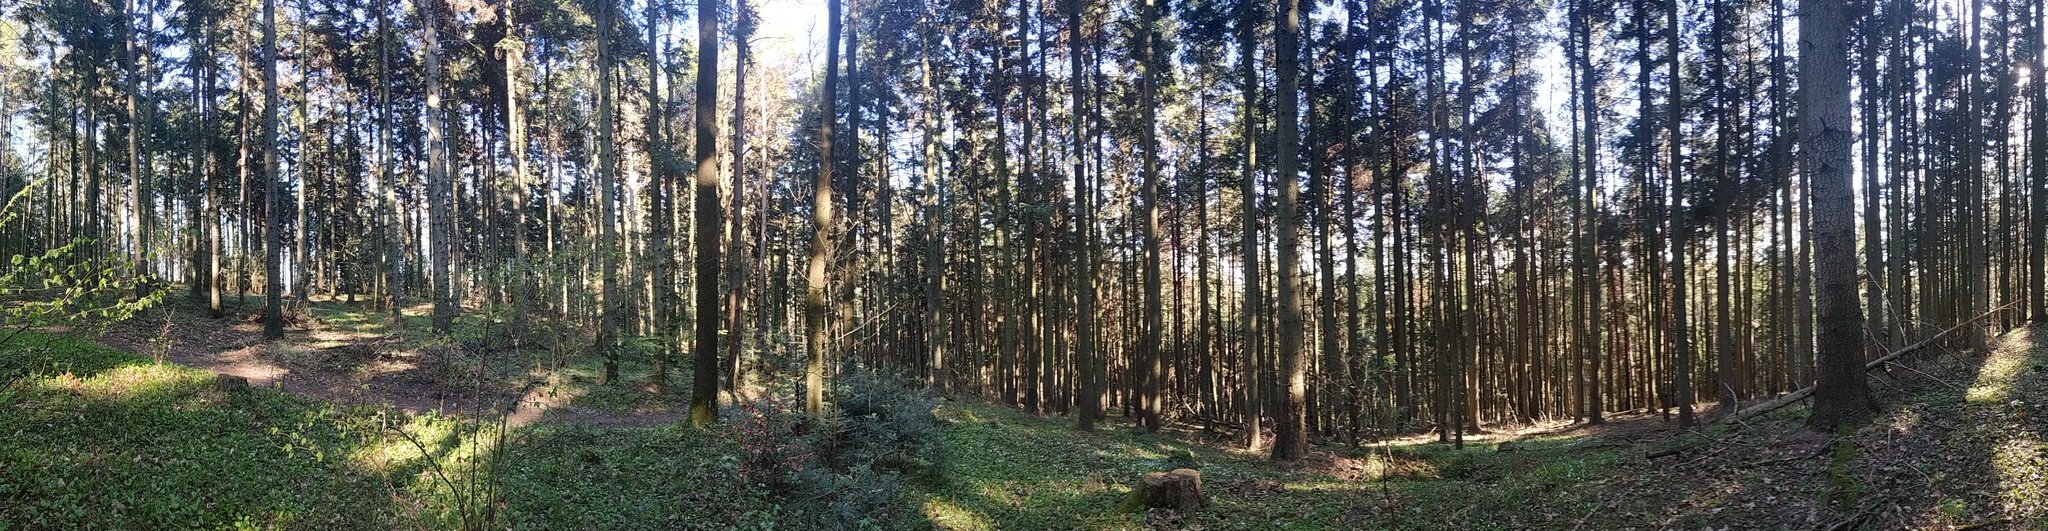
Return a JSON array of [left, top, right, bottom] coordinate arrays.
[[1718, 300, 2017, 426]]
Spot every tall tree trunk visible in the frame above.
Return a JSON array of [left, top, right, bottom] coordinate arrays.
[[381, 0, 404, 330], [199, 17, 224, 318], [690, 0, 723, 425], [1071, 0, 1100, 431], [728, 0, 755, 401], [1271, 0, 1308, 460], [1713, 0, 1737, 409], [125, 0, 147, 276], [2032, 0, 2047, 322], [1238, 0, 1265, 450], [1577, 0, 1604, 423], [262, 0, 284, 340], [1668, 0, 1692, 427], [425, 0, 457, 336], [595, 0, 622, 382], [808, 0, 843, 415], [504, 0, 529, 329], [646, 0, 676, 387], [1137, 0, 1165, 433], [1802, 0, 1875, 430]]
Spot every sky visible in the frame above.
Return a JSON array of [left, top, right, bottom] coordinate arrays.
[[747, 0, 831, 78]]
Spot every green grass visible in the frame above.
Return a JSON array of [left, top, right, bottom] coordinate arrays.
[[0, 330, 742, 530], [50, 295, 2024, 530], [0, 320, 1743, 530], [914, 402, 1657, 530], [0, 331, 396, 529], [1, 328, 1662, 530]]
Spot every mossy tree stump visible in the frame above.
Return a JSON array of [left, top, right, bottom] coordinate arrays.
[[1121, 468, 1204, 513]]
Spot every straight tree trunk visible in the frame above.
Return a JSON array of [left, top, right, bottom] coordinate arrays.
[[646, 0, 676, 387], [728, 0, 755, 400], [1802, 0, 1876, 430], [1271, 0, 1308, 461], [595, 0, 622, 382], [1071, 0, 1100, 431], [690, 0, 723, 425], [2031, 0, 2047, 321], [1667, 0, 1692, 428], [808, 0, 843, 415], [125, 0, 147, 276], [1238, 0, 1265, 450], [1577, 0, 1604, 423], [261, 0, 284, 340], [424, 0, 457, 336], [380, 0, 403, 330], [1138, 0, 1165, 433]]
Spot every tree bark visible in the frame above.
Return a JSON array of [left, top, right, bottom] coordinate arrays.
[[1271, 0, 1308, 461], [690, 0, 723, 425], [807, 0, 843, 415], [261, 0, 284, 340], [1801, 0, 1876, 430]]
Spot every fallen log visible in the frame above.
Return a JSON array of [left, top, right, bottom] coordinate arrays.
[[1719, 300, 2018, 426]]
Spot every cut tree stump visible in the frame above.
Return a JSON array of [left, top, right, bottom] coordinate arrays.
[[214, 374, 250, 392], [1123, 468, 1205, 513]]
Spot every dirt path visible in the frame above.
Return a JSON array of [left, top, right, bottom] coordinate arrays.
[[97, 301, 682, 429]]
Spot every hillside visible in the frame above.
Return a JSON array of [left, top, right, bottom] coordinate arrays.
[[4, 300, 2043, 529]]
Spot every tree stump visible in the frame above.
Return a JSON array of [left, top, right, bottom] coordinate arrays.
[[1123, 468, 1204, 513], [215, 374, 250, 392]]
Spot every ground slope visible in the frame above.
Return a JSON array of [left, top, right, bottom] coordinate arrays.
[[7, 297, 2047, 529]]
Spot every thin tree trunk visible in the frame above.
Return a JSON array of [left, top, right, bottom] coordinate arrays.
[[727, 0, 755, 401], [807, 0, 843, 415], [261, 0, 284, 340]]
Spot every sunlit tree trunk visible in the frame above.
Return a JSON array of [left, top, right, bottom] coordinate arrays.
[[808, 0, 843, 415], [689, 0, 723, 424]]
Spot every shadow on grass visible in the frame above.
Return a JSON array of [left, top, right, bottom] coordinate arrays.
[[0, 331, 397, 529]]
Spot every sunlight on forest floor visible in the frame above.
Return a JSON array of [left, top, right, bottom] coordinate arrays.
[[1972, 327, 2048, 524], [13, 298, 2048, 529]]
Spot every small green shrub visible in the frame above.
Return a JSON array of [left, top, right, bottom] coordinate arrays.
[[827, 369, 946, 480]]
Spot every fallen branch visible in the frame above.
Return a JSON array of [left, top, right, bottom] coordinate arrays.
[[1646, 445, 1694, 460], [1879, 360, 1963, 391], [1718, 300, 2017, 426]]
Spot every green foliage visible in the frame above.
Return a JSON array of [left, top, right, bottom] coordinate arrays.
[[0, 334, 394, 528], [0, 180, 159, 349], [826, 369, 946, 480], [0, 238, 162, 347]]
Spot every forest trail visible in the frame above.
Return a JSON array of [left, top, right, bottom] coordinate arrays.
[[94, 298, 683, 429]]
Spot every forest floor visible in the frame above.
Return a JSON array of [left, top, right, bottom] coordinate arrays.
[[3, 295, 2045, 529], [95, 295, 692, 428]]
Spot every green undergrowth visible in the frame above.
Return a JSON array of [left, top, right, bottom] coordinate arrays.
[[0, 330, 746, 530], [0, 330, 395, 529], [30, 295, 2048, 530], [918, 402, 1662, 530]]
